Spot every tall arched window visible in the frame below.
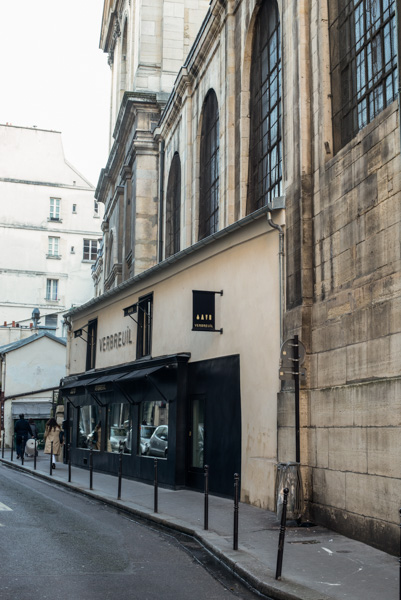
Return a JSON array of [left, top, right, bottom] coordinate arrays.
[[247, 0, 281, 214], [329, 0, 397, 152], [199, 90, 219, 240], [165, 153, 181, 258]]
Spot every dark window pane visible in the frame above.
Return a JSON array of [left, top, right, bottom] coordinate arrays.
[[199, 90, 219, 240], [330, 0, 397, 151], [247, 0, 282, 214], [165, 153, 181, 258]]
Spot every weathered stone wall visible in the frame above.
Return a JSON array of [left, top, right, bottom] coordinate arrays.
[[278, 0, 401, 554], [307, 101, 401, 554]]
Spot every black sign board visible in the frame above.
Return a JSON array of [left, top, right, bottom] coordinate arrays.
[[192, 290, 217, 331]]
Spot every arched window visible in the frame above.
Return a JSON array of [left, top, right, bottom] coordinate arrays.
[[199, 90, 219, 240], [247, 0, 281, 214], [330, 0, 397, 152], [165, 153, 181, 258]]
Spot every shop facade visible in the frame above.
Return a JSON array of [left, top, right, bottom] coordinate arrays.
[[61, 210, 282, 502]]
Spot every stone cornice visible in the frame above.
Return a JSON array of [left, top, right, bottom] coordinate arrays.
[[0, 177, 94, 191], [96, 92, 163, 204], [104, 262, 122, 291], [120, 164, 132, 182]]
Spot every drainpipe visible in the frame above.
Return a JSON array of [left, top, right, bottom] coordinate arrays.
[[158, 140, 165, 263], [267, 209, 284, 346]]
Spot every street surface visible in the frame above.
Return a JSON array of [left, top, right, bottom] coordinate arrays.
[[0, 467, 270, 600]]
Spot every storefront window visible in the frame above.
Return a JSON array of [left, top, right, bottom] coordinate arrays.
[[191, 398, 204, 469], [107, 403, 131, 453], [139, 400, 169, 459], [78, 405, 101, 450]]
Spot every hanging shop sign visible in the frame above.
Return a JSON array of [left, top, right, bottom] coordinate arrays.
[[192, 290, 223, 334]]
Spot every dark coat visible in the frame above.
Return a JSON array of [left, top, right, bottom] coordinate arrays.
[[14, 419, 32, 441]]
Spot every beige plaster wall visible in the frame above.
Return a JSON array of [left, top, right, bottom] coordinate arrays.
[[68, 217, 282, 508]]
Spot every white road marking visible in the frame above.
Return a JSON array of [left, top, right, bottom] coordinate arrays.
[[322, 547, 333, 555], [0, 502, 13, 511]]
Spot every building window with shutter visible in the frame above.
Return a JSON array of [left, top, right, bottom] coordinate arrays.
[[46, 279, 58, 301], [136, 294, 153, 359], [45, 314, 58, 330], [83, 239, 98, 261], [86, 319, 97, 370], [47, 236, 60, 258], [49, 198, 61, 221]]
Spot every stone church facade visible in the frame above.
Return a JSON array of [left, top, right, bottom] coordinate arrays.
[[63, 0, 400, 554]]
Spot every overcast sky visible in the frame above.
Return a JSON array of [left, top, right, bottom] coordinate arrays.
[[0, 0, 111, 186]]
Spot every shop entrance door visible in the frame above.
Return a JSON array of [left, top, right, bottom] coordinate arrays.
[[186, 395, 205, 489]]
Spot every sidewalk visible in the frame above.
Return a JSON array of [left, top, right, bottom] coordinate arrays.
[[1, 451, 398, 600]]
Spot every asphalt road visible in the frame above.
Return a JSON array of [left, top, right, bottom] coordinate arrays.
[[0, 467, 270, 600]]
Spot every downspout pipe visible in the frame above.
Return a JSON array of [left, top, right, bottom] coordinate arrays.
[[267, 209, 284, 346], [158, 140, 166, 263]]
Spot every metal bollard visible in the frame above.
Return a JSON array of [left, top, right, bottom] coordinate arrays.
[[33, 439, 37, 470], [117, 444, 123, 500], [275, 487, 289, 580], [154, 459, 158, 513], [204, 465, 209, 530], [50, 441, 53, 475], [1, 430, 4, 458], [89, 447, 93, 490], [68, 443, 71, 483], [233, 473, 239, 550]]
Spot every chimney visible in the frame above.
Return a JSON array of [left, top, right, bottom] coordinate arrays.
[[12, 321, 15, 327]]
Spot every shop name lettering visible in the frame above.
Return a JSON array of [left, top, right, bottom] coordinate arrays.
[[194, 314, 214, 329], [99, 327, 133, 351]]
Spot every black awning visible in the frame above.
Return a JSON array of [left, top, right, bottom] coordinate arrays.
[[60, 353, 190, 403], [117, 365, 164, 382], [60, 376, 100, 395], [86, 365, 165, 391]]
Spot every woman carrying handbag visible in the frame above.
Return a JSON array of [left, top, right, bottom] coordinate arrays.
[[44, 417, 61, 468]]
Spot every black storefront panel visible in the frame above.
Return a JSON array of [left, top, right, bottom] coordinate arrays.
[[186, 355, 241, 497], [62, 353, 241, 497]]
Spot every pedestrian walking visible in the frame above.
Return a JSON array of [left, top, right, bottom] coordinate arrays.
[[14, 414, 33, 459], [44, 418, 61, 469], [28, 419, 38, 439]]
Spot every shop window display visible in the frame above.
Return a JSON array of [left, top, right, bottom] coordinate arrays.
[[78, 405, 101, 449], [139, 400, 169, 459], [107, 403, 131, 453]]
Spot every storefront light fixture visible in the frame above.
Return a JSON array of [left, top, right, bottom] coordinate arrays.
[[123, 303, 139, 324], [123, 304, 137, 317], [74, 326, 88, 342]]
